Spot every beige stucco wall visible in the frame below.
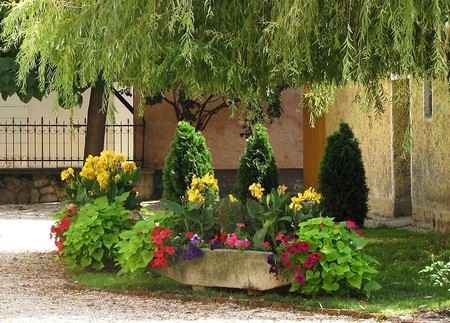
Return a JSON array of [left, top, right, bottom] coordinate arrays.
[[410, 79, 450, 231], [142, 88, 303, 170], [325, 85, 395, 218]]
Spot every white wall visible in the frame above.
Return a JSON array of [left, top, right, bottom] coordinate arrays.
[[0, 89, 134, 168]]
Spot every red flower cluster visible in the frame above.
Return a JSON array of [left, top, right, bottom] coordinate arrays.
[[270, 234, 322, 285], [50, 204, 78, 254], [149, 226, 175, 267]]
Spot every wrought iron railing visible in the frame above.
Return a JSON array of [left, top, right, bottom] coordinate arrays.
[[0, 118, 143, 168]]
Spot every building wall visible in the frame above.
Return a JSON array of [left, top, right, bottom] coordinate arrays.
[[142, 88, 304, 170], [324, 85, 396, 218], [410, 79, 450, 231]]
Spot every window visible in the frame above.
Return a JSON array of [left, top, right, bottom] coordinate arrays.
[[423, 80, 433, 120]]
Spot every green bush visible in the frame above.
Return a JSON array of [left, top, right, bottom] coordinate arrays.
[[318, 122, 369, 227], [162, 121, 214, 202], [59, 193, 136, 270], [233, 124, 280, 202]]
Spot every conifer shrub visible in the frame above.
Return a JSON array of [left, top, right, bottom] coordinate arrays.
[[318, 122, 369, 227], [233, 124, 280, 202], [162, 121, 214, 202]]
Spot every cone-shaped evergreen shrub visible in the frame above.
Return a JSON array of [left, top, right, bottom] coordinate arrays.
[[318, 122, 369, 227], [233, 124, 280, 202], [162, 121, 214, 202]]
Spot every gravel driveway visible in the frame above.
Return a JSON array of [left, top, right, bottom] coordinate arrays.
[[0, 203, 381, 322]]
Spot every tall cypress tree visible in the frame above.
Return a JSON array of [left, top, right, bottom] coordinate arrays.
[[233, 124, 279, 202], [318, 122, 369, 227], [162, 121, 214, 202]]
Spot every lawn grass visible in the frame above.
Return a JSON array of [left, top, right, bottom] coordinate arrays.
[[71, 227, 450, 316]]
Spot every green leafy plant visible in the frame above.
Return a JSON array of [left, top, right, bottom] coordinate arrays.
[[269, 217, 380, 296], [161, 173, 219, 238], [233, 123, 280, 202], [246, 184, 323, 249], [116, 210, 177, 275], [420, 256, 450, 294], [162, 121, 214, 203], [214, 194, 252, 233], [61, 150, 140, 209], [318, 122, 369, 227], [246, 185, 292, 249], [59, 193, 138, 270]]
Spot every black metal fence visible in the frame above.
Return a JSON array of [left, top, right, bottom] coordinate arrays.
[[0, 118, 143, 168]]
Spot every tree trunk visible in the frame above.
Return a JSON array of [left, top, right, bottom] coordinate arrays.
[[83, 84, 106, 160]]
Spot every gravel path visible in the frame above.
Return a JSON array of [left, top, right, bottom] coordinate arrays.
[[0, 203, 381, 322]]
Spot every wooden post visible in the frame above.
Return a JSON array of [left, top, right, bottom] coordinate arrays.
[[302, 84, 327, 191]]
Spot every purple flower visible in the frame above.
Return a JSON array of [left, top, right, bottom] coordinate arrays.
[[191, 234, 201, 244]]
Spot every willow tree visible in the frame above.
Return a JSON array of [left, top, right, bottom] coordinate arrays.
[[1, 1, 448, 120]]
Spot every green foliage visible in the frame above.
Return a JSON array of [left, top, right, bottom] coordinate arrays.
[[62, 151, 141, 210], [286, 217, 380, 296], [60, 194, 136, 270], [246, 187, 292, 249], [318, 122, 369, 227], [0, 4, 45, 102], [233, 124, 280, 202], [419, 256, 450, 294], [214, 196, 251, 233], [115, 210, 170, 276], [3, 1, 448, 117], [162, 121, 214, 203], [161, 173, 219, 237]]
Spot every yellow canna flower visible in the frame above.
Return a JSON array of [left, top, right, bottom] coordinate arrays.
[[122, 161, 136, 173], [61, 167, 75, 181], [96, 171, 110, 190], [228, 194, 238, 203], [190, 175, 205, 191], [304, 187, 321, 204], [188, 188, 205, 204], [249, 183, 265, 200], [277, 184, 288, 195]]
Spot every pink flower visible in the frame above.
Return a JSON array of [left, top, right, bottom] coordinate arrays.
[[226, 233, 238, 247], [263, 241, 271, 248], [346, 220, 357, 230], [356, 230, 364, 237], [299, 241, 311, 252], [242, 240, 250, 248], [295, 273, 306, 285], [236, 223, 246, 228], [276, 233, 284, 241]]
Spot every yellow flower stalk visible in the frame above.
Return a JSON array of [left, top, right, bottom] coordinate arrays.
[[61, 167, 74, 181], [228, 194, 238, 203], [122, 161, 136, 173], [277, 184, 288, 195], [249, 183, 265, 200], [96, 171, 110, 190]]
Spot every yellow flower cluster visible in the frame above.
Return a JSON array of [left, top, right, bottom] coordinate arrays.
[[187, 173, 219, 204], [61, 167, 75, 181], [289, 187, 321, 211], [249, 183, 265, 200], [62, 151, 136, 190], [277, 184, 288, 195]]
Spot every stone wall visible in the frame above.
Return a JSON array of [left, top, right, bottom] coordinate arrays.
[[0, 167, 155, 204], [0, 170, 66, 204]]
